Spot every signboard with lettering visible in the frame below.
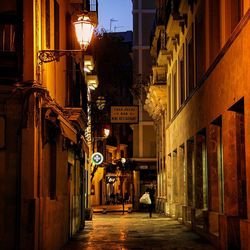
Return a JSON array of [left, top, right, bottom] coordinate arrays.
[[110, 106, 139, 124]]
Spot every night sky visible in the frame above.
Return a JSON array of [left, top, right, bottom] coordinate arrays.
[[98, 0, 133, 32]]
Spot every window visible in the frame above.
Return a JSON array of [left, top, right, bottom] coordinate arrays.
[[225, 0, 243, 38], [195, 1, 206, 84], [172, 150, 178, 202], [229, 98, 246, 219], [178, 45, 185, 104], [230, 0, 243, 31], [172, 69, 177, 115], [167, 76, 171, 120], [179, 145, 185, 204], [186, 26, 194, 96], [195, 130, 208, 210], [187, 138, 194, 207], [209, 116, 224, 213], [209, 0, 220, 63], [90, 0, 97, 11], [0, 24, 15, 52], [54, 0, 59, 50], [46, 0, 50, 48]]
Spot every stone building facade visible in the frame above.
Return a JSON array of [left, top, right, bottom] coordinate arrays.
[[0, 0, 98, 249], [145, 0, 250, 249]]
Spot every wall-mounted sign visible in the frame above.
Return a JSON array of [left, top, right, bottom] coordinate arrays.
[[111, 106, 139, 124], [91, 152, 104, 165]]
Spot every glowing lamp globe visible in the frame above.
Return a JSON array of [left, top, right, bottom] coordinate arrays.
[[103, 128, 110, 138], [74, 15, 94, 50], [121, 158, 126, 164]]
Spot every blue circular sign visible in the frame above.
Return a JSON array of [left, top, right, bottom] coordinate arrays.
[[91, 152, 104, 165]]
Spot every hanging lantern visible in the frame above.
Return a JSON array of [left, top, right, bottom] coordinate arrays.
[[74, 15, 94, 50]]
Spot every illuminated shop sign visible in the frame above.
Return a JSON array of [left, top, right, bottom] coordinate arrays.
[[91, 152, 104, 165]]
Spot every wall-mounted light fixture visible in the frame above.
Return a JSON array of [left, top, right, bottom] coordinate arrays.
[[84, 55, 95, 72], [38, 14, 94, 64], [103, 128, 110, 138], [93, 127, 110, 142], [121, 157, 126, 164], [86, 74, 99, 90]]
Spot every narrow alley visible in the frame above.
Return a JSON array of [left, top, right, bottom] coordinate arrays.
[[62, 212, 215, 250], [1, 1, 250, 249]]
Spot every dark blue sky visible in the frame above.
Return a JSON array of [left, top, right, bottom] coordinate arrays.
[[98, 0, 133, 32]]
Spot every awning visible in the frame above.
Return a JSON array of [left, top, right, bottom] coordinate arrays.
[[58, 116, 77, 144], [43, 107, 79, 144]]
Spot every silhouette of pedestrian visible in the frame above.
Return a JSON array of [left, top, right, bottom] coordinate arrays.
[[146, 184, 155, 218], [124, 191, 130, 203]]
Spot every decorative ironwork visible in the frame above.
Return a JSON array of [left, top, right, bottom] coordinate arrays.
[[38, 49, 83, 64]]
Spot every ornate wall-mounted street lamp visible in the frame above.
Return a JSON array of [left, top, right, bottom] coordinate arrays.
[[38, 14, 94, 63], [74, 15, 94, 50], [93, 127, 110, 142]]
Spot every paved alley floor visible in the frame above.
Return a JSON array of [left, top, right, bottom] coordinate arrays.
[[61, 212, 216, 250]]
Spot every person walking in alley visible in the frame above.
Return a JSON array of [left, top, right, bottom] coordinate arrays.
[[146, 184, 155, 218]]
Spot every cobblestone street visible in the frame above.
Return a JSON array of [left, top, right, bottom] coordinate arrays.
[[62, 212, 216, 250]]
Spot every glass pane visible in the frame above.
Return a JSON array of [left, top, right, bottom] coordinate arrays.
[[0, 24, 15, 52]]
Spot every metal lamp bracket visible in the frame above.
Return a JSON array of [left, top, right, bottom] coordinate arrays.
[[38, 49, 83, 64]]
